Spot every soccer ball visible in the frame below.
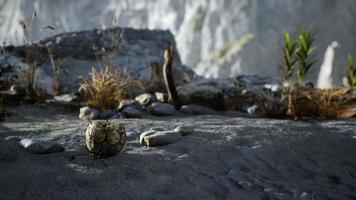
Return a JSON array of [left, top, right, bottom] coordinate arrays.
[[85, 121, 126, 157]]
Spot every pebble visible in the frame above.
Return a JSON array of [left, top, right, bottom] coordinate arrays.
[[135, 93, 156, 106], [117, 99, 141, 111], [155, 92, 168, 103], [4, 136, 22, 142], [142, 131, 182, 147], [19, 138, 65, 154], [147, 102, 176, 116], [139, 130, 157, 145], [79, 106, 100, 120], [54, 93, 79, 102]]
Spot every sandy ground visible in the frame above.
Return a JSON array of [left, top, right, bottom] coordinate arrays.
[[1, 105, 356, 200]]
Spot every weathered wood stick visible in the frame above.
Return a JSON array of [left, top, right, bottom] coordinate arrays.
[[163, 44, 181, 108]]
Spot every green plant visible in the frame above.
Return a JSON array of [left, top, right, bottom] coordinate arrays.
[[346, 55, 356, 87], [282, 31, 298, 82], [296, 27, 317, 86]]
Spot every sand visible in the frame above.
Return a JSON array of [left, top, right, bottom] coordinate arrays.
[[1, 105, 356, 200]]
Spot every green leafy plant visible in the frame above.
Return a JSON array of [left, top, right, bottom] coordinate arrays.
[[346, 55, 356, 87], [296, 27, 317, 86], [282, 31, 298, 82]]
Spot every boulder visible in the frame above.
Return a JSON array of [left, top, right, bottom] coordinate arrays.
[[121, 106, 145, 118], [0, 27, 195, 95], [147, 102, 176, 116], [19, 138, 65, 154], [178, 81, 225, 110]]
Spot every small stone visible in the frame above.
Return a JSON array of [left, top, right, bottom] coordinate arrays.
[[5, 136, 22, 142], [247, 105, 258, 114], [300, 192, 311, 199], [79, 106, 100, 120], [135, 93, 156, 106], [155, 92, 168, 103], [122, 106, 144, 118], [100, 109, 116, 119], [85, 121, 126, 158], [143, 131, 182, 147], [139, 130, 156, 145], [174, 125, 194, 136], [149, 127, 166, 131], [19, 138, 65, 154], [147, 102, 176, 116], [180, 104, 215, 115], [110, 113, 122, 119], [54, 93, 79, 102], [117, 99, 141, 111]]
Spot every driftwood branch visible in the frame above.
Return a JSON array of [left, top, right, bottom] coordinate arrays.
[[163, 44, 180, 108]]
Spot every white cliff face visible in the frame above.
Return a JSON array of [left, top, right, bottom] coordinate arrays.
[[0, 0, 356, 84], [317, 41, 339, 89]]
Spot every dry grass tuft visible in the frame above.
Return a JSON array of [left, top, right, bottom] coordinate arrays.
[[288, 88, 356, 119], [79, 66, 144, 112]]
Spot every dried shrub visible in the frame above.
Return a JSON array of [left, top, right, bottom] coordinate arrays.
[[288, 88, 356, 119], [79, 66, 144, 112]]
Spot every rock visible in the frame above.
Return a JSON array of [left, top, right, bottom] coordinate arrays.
[[1, 85, 26, 103], [19, 138, 65, 154], [178, 81, 225, 110], [121, 106, 144, 118], [149, 127, 166, 131], [117, 99, 141, 111], [174, 125, 194, 136], [4, 136, 22, 142], [135, 93, 156, 107], [139, 130, 156, 145], [85, 121, 126, 158], [246, 105, 259, 115], [54, 93, 79, 102], [155, 92, 168, 103], [79, 106, 100, 120], [263, 84, 282, 93], [147, 102, 176, 116], [300, 192, 312, 199], [99, 109, 117, 119], [0, 27, 195, 94], [110, 113, 122, 120], [142, 131, 182, 147], [180, 104, 215, 115]]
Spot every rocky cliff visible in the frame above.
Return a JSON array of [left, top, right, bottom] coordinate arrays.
[[0, 0, 355, 84]]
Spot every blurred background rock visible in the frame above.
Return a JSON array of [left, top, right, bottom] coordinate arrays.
[[1, 0, 355, 85]]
